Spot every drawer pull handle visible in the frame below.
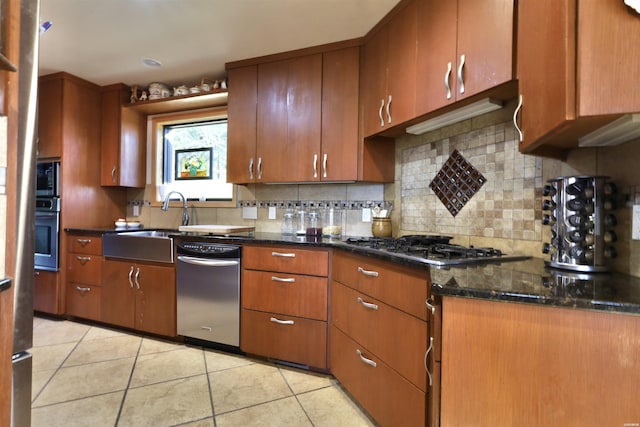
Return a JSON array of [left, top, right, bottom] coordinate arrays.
[[356, 349, 377, 368], [76, 286, 91, 292], [425, 336, 434, 387], [271, 276, 295, 283], [270, 317, 294, 325], [271, 251, 295, 258], [357, 297, 378, 311], [76, 256, 91, 265], [76, 239, 92, 247], [425, 298, 436, 316], [200, 326, 212, 332], [357, 267, 378, 277]]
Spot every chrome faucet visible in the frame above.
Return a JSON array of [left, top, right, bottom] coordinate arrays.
[[161, 191, 190, 226]]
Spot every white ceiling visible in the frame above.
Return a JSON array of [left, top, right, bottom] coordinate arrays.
[[38, 0, 400, 88]]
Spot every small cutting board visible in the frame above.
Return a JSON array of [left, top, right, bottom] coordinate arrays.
[[178, 224, 255, 234]]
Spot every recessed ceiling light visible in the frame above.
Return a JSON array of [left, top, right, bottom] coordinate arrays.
[[142, 57, 162, 68]]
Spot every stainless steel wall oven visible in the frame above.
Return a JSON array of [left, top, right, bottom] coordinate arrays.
[[34, 197, 60, 271]]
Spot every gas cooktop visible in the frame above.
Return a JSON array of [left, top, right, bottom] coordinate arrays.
[[343, 235, 530, 267]]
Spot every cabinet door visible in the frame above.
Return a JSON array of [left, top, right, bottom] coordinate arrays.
[[135, 264, 176, 337], [320, 47, 359, 182], [34, 270, 62, 314], [517, 0, 575, 151], [37, 78, 63, 159], [385, 0, 418, 127], [227, 65, 258, 184], [257, 55, 322, 183], [415, 0, 457, 115], [101, 260, 136, 329], [456, 0, 514, 100], [361, 27, 389, 137], [101, 85, 146, 187]]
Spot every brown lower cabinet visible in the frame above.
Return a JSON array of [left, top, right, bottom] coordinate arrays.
[[66, 234, 103, 321], [101, 259, 176, 337], [33, 270, 62, 314], [330, 325, 426, 426]]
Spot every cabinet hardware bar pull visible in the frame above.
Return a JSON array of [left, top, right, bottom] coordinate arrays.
[[425, 336, 434, 386], [313, 154, 318, 178], [128, 266, 134, 289], [386, 95, 392, 124], [378, 98, 385, 127], [76, 239, 91, 246], [271, 276, 295, 283], [272, 251, 295, 258], [356, 349, 377, 368], [177, 256, 238, 267], [134, 267, 141, 290], [458, 54, 466, 94], [425, 298, 436, 316], [357, 297, 378, 311], [200, 326, 212, 332], [111, 166, 117, 183], [76, 286, 91, 292], [76, 256, 91, 265], [257, 157, 262, 180], [322, 153, 327, 178], [270, 317, 294, 325], [249, 157, 254, 180], [513, 94, 524, 142], [357, 266, 379, 277], [445, 61, 453, 100]]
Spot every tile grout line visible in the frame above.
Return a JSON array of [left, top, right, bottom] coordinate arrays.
[[113, 334, 144, 426]]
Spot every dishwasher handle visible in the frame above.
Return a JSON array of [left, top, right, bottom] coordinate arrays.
[[177, 256, 239, 267]]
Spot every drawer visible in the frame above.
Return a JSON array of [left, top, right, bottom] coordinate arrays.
[[66, 282, 101, 321], [242, 270, 327, 320], [68, 235, 102, 255], [241, 309, 327, 369], [332, 251, 429, 320], [243, 245, 329, 277], [330, 325, 426, 427], [67, 254, 102, 285], [331, 280, 428, 391]]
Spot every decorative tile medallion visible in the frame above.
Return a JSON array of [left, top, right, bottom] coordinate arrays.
[[429, 149, 486, 216]]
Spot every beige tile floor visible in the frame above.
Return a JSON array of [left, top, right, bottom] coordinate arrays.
[[31, 316, 375, 427]]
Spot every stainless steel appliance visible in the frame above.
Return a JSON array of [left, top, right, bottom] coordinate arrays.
[[542, 176, 618, 272], [34, 197, 60, 271], [343, 235, 529, 266], [176, 242, 241, 349], [12, 1, 40, 425], [35, 161, 60, 196]]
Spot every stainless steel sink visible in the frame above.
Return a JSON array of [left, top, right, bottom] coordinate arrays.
[[102, 229, 177, 263]]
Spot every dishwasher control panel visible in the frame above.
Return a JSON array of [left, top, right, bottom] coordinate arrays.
[[177, 242, 241, 259]]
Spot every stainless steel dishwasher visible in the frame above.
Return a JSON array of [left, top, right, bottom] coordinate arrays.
[[176, 241, 241, 349]]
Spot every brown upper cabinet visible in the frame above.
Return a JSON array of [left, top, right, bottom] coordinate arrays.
[[361, 0, 418, 138], [100, 84, 146, 187], [415, 0, 515, 117], [226, 44, 395, 184], [516, 0, 640, 158], [37, 77, 64, 159]]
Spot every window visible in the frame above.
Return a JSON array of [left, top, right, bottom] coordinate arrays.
[[151, 108, 235, 206]]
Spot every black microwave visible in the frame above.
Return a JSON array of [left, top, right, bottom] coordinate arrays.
[[36, 161, 60, 197]]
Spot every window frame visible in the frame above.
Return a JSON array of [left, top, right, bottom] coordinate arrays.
[[149, 107, 236, 208]]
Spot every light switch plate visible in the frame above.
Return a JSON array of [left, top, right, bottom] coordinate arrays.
[[268, 206, 276, 220], [242, 206, 258, 220], [362, 208, 372, 222], [632, 205, 640, 240]]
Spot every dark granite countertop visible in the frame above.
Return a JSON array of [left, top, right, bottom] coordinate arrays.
[[65, 227, 640, 315]]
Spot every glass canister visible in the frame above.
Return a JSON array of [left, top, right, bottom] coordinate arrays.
[[306, 209, 323, 236], [295, 207, 307, 235], [281, 208, 295, 235], [322, 207, 343, 237]]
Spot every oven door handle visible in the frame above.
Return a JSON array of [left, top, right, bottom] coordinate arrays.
[[177, 256, 239, 267], [35, 212, 58, 219]]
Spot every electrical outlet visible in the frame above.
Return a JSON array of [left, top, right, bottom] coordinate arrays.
[[633, 205, 640, 240], [268, 206, 277, 220], [362, 208, 372, 222]]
